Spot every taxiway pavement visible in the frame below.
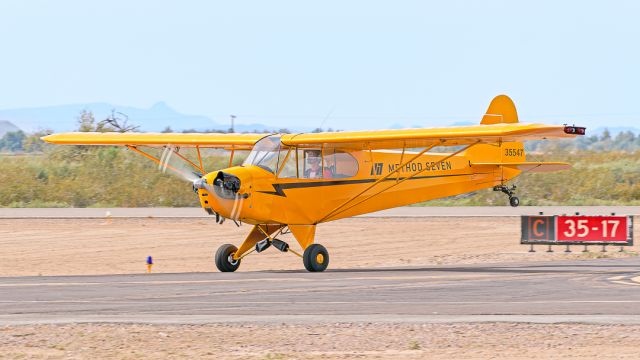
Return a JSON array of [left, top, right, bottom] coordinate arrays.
[[1, 257, 639, 325]]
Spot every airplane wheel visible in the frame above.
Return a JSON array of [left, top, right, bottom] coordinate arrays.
[[303, 244, 329, 272], [215, 244, 241, 272], [510, 196, 520, 207]]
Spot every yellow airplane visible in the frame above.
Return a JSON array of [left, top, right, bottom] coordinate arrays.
[[43, 95, 585, 272]]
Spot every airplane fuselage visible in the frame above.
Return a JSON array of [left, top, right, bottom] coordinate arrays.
[[197, 146, 522, 225]]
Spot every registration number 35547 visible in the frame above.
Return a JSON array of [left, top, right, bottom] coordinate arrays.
[[504, 148, 524, 157]]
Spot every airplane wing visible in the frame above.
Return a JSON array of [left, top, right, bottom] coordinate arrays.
[[471, 161, 571, 172], [42, 123, 585, 151], [41, 132, 267, 150], [281, 123, 585, 149]]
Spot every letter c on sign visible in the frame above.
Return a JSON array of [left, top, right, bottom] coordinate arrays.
[[533, 219, 544, 237]]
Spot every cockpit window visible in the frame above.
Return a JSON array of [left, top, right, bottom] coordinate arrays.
[[243, 135, 282, 173], [298, 148, 359, 179], [303, 149, 323, 179], [322, 149, 359, 178]]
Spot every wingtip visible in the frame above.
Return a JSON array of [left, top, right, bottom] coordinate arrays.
[[40, 134, 54, 143]]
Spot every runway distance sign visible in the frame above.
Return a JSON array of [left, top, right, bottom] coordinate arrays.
[[521, 215, 633, 246]]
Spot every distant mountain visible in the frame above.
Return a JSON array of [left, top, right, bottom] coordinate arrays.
[[0, 120, 21, 137], [0, 102, 284, 133]]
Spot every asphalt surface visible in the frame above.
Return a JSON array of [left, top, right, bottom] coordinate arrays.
[[2, 257, 640, 325], [0, 206, 638, 218]]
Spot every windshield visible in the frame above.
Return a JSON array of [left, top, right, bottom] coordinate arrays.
[[243, 135, 282, 173]]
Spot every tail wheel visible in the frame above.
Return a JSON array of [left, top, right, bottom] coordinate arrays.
[[510, 196, 520, 207], [215, 244, 241, 272], [303, 244, 329, 272]]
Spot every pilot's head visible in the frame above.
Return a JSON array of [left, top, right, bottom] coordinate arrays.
[[306, 150, 321, 169]]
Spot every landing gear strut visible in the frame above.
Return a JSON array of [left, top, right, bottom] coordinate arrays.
[[214, 224, 328, 272], [494, 184, 520, 207]]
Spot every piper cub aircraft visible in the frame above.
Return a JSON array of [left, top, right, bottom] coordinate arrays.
[[43, 95, 585, 272]]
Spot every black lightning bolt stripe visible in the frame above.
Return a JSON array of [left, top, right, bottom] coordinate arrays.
[[257, 173, 487, 197]]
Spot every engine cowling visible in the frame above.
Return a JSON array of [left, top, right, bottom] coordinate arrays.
[[193, 167, 254, 220]]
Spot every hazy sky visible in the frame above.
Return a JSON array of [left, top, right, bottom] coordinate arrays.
[[0, 1, 638, 130]]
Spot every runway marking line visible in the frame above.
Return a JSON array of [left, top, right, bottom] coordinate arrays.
[[0, 278, 312, 287], [0, 273, 502, 288], [607, 274, 640, 287], [0, 273, 557, 301]]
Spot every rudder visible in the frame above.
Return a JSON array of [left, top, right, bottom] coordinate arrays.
[[481, 95, 519, 125], [466, 94, 525, 165]]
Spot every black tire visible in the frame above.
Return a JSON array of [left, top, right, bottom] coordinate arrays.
[[303, 244, 329, 272], [215, 244, 241, 272], [510, 196, 520, 207]]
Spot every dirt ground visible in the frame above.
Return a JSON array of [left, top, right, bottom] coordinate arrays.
[[1, 217, 639, 359], [0, 217, 637, 276], [2, 322, 640, 360]]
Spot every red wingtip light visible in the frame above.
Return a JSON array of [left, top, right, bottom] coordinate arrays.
[[564, 126, 586, 135]]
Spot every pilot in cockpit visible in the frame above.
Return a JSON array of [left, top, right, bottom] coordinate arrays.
[[304, 151, 323, 179], [304, 150, 335, 179]]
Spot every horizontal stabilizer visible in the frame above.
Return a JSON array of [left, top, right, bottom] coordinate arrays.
[[471, 162, 571, 172]]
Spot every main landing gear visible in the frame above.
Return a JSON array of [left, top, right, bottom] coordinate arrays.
[[214, 224, 328, 273], [494, 184, 520, 207], [302, 244, 329, 272], [215, 244, 241, 272]]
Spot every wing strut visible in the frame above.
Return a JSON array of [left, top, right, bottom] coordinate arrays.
[[229, 148, 235, 167], [319, 140, 481, 223], [172, 148, 205, 174], [126, 145, 194, 178], [196, 146, 204, 173]]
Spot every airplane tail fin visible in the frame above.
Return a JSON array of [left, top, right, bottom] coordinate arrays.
[[480, 94, 519, 125], [465, 95, 570, 176], [465, 95, 525, 164]]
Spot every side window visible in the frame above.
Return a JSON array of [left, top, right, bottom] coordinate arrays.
[[323, 149, 358, 178], [322, 148, 337, 179], [300, 149, 323, 179], [293, 148, 358, 179], [278, 148, 298, 178]]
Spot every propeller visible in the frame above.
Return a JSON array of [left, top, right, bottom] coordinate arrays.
[[157, 145, 202, 183], [154, 146, 246, 224]]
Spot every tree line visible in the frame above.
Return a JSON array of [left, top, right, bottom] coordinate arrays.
[[0, 111, 638, 207]]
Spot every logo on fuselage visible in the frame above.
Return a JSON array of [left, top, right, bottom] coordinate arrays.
[[370, 163, 383, 176]]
